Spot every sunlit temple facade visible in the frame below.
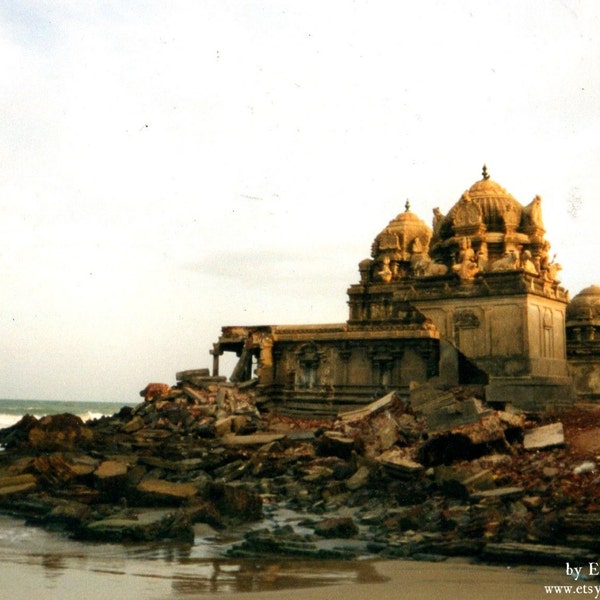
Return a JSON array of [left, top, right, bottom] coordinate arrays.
[[211, 167, 594, 414]]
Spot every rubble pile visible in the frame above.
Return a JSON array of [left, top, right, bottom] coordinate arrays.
[[0, 371, 599, 566]]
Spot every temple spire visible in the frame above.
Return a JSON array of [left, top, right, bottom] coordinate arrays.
[[482, 164, 490, 180], [405, 199, 411, 212]]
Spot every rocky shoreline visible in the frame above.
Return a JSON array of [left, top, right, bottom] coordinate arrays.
[[1, 371, 599, 567]]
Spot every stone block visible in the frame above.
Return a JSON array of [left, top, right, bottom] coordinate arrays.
[[523, 422, 564, 450]]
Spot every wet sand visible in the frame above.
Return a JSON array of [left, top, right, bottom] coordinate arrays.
[[0, 545, 579, 600], [0, 515, 586, 599]]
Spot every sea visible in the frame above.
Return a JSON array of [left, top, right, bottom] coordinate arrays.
[[0, 398, 136, 430]]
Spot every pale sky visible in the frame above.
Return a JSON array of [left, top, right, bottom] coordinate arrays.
[[1, 1, 600, 403]]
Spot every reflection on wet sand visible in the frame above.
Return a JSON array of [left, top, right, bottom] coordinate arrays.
[[168, 559, 388, 595]]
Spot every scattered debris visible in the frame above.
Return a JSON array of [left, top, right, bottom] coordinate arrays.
[[0, 377, 599, 567]]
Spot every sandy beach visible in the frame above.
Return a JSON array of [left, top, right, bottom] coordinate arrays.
[[0, 515, 583, 600]]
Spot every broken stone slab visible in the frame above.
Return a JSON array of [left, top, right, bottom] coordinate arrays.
[[425, 398, 487, 432], [378, 448, 424, 478], [345, 465, 371, 490], [220, 433, 285, 446], [482, 542, 596, 565], [316, 431, 357, 459], [207, 482, 263, 522], [434, 465, 495, 499], [121, 415, 145, 433], [214, 417, 234, 436], [138, 456, 206, 473], [181, 384, 208, 404], [0, 473, 37, 499], [338, 391, 398, 423], [523, 422, 564, 451], [135, 478, 198, 506], [470, 486, 524, 502], [76, 508, 194, 543], [93, 460, 129, 501], [409, 384, 456, 415], [560, 512, 600, 534], [226, 526, 359, 559], [377, 420, 398, 450], [176, 369, 210, 382], [187, 376, 227, 389]]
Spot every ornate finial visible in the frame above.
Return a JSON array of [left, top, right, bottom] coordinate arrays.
[[405, 199, 411, 212], [482, 164, 490, 180]]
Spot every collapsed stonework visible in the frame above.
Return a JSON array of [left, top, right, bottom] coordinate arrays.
[[212, 167, 596, 414]]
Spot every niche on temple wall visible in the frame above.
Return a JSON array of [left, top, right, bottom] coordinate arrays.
[[295, 342, 322, 389], [453, 309, 483, 357], [543, 308, 554, 358]]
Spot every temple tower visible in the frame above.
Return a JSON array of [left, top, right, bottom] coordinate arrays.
[[347, 166, 574, 411]]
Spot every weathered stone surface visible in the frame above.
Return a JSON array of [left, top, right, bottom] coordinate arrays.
[[378, 448, 424, 478], [139, 383, 172, 402], [176, 369, 210, 382], [135, 478, 198, 506], [345, 465, 371, 490], [207, 482, 262, 522], [93, 460, 129, 501], [316, 431, 357, 459], [482, 542, 596, 565], [0, 474, 37, 498], [338, 392, 398, 423], [409, 384, 456, 415], [31, 454, 77, 487], [77, 508, 194, 543], [470, 486, 525, 502], [28, 414, 94, 452], [314, 517, 358, 538], [121, 415, 145, 433], [221, 433, 285, 446], [523, 422, 564, 450]]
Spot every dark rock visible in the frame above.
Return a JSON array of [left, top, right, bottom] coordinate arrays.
[[207, 482, 262, 522], [314, 516, 358, 538], [76, 508, 194, 543]]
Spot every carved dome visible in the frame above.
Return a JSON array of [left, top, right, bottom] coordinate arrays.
[[436, 165, 523, 239], [371, 200, 432, 258], [566, 285, 600, 325]]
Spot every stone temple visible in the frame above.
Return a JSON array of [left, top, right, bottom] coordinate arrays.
[[211, 166, 595, 415]]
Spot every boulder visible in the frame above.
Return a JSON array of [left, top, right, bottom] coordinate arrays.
[[93, 460, 129, 502], [207, 482, 262, 522], [28, 414, 94, 452], [76, 508, 194, 543], [139, 383, 172, 402]]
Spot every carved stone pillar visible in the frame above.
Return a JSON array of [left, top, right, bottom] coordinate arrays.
[[210, 343, 222, 377]]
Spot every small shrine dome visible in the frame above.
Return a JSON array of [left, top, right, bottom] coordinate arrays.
[[371, 200, 432, 258], [566, 285, 600, 326], [436, 165, 525, 240]]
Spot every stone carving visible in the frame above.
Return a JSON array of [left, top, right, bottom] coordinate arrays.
[[432, 207, 444, 236], [502, 204, 520, 233], [454, 310, 481, 329], [375, 256, 393, 283], [524, 195, 545, 230], [452, 238, 479, 281], [520, 249, 538, 275], [490, 250, 519, 271], [477, 242, 489, 272], [411, 255, 448, 277], [453, 191, 482, 228], [377, 228, 400, 251]]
